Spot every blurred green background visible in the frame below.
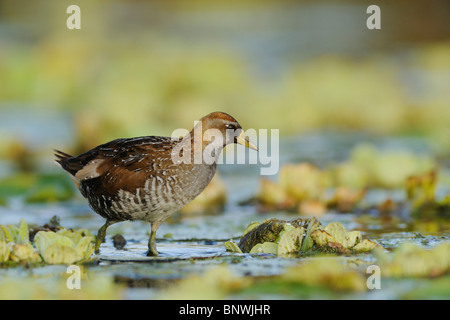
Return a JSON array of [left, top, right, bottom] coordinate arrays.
[[0, 0, 450, 300], [0, 0, 449, 173]]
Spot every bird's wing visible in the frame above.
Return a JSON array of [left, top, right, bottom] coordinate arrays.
[[55, 136, 178, 190]]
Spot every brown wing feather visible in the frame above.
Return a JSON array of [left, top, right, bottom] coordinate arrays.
[[56, 136, 172, 177], [93, 136, 178, 194], [56, 136, 179, 198]]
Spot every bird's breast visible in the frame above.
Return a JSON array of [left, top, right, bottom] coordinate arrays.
[[85, 162, 218, 223]]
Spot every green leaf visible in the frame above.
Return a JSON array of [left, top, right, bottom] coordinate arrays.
[[18, 218, 30, 245]]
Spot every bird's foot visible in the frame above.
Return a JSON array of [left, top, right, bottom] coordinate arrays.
[[95, 220, 114, 255], [146, 247, 159, 257]]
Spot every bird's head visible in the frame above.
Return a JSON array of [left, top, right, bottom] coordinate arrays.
[[194, 112, 258, 151]]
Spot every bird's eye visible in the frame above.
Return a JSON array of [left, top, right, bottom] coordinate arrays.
[[225, 124, 236, 130]]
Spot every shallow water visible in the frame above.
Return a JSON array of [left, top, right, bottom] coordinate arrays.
[[0, 131, 449, 299]]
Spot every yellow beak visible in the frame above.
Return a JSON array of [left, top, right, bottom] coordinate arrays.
[[235, 130, 258, 151]]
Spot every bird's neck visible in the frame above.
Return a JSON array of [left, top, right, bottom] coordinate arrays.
[[170, 130, 224, 166]]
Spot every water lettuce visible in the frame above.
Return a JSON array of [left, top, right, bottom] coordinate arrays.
[[226, 218, 380, 256], [34, 230, 94, 264], [0, 218, 94, 265], [374, 243, 450, 277]]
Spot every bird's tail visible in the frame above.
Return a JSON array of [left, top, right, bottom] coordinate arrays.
[[54, 149, 81, 189], [54, 149, 73, 166]]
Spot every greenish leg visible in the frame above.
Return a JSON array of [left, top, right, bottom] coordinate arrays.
[[147, 221, 162, 257], [95, 220, 114, 254]]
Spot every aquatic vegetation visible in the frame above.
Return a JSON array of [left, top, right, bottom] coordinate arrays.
[[28, 215, 63, 242], [327, 187, 366, 213], [278, 163, 327, 204], [224, 240, 242, 254], [374, 243, 450, 278], [0, 242, 12, 263], [298, 200, 327, 216], [34, 230, 95, 264], [0, 218, 31, 245], [313, 223, 360, 249], [1, 15, 450, 144], [276, 226, 305, 256], [0, 1, 449, 300], [0, 173, 37, 198], [399, 276, 450, 299], [160, 259, 367, 299], [406, 171, 450, 219], [0, 173, 75, 203], [159, 266, 251, 300], [254, 163, 330, 214], [9, 243, 42, 263], [0, 218, 95, 265], [225, 218, 380, 256], [255, 178, 293, 211], [25, 173, 75, 203], [0, 219, 42, 263], [250, 143, 439, 216], [332, 144, 436, 189], [282, 258, 367, 292], [0, 275, 123, 300], [168, 259, 368, 299], [237, 219, 286, 253]]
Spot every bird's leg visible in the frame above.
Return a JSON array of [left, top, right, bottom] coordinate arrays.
[[95, 220, 114, 254], [147, 221, 162, 256]]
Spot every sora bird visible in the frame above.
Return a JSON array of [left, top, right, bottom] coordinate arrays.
[[55, 112, 257, 256]]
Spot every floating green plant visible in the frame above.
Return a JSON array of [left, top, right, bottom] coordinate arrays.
[[0, 218, 31, 245], [406, 171, 450, 219], [332, 143, 436, 189], [34, 229, 94, 265], [0, 218, 95, 265], [225, 218, 380, 256], [159, 265, 251, 300], [249, 144, 438, 216], [0, 275, 124, 299], [282, 258, 368, 292], [0, 219, 42, 264], [374, 242, 450, 278], [253, 164, 331, 215], [0, 173, 75, 203]]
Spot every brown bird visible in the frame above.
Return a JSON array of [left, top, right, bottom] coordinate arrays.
[[55, 112, 257, 256]]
